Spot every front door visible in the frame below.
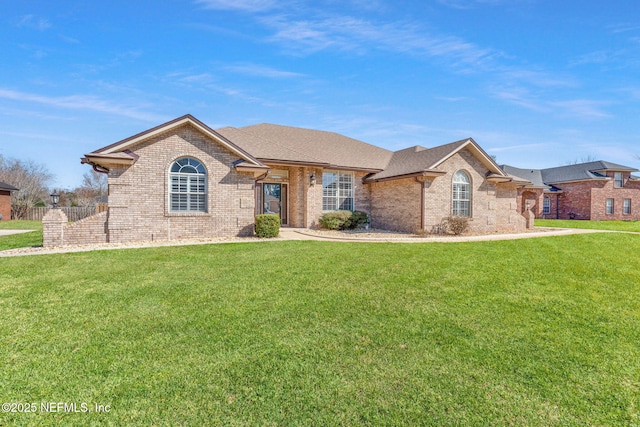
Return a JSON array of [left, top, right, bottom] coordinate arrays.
[[259, 183, 288, 225]]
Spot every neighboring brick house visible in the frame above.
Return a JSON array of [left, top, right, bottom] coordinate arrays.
[[503, 162, 640, 220], [0, 182, 18, 221], [45, 115, 532, 246]]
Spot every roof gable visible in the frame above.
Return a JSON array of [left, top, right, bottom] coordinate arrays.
[[368, 138, 508, 182], [83, 114, 266, 169]]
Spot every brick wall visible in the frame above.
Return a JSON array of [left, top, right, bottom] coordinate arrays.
[[103, 124, 257, 244], [0, 191, 11, 221], [589, 172, 640, 220], [516, 172, 640, 221], [370, 149, 525, 234], [370, 177, 421, 232], [63, 211, 108, 245]]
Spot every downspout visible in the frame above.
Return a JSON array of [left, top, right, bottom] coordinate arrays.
[[415, 177, 425, 231], [92, 164, 109, 174]]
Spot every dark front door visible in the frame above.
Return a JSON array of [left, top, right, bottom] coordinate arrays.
[[261, 183, 288, 225]]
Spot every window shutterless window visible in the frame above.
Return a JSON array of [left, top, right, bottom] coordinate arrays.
[[169, 158, 207, 213], [614, 172, 623, 188], [605, 198, 614, 215], [543, 195, 551, 214], [322, 171, 354, 211], [452, 170, 471, 217], [623, 198, 631, 215]]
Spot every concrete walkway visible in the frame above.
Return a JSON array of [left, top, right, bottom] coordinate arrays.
[[0, 229, 35, 236], [279, 227, 603, 242], [0, 227, 615, 258]]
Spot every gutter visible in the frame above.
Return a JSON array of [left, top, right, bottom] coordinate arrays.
[[415, 177, 425, 231]]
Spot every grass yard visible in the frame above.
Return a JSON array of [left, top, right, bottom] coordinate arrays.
[[1, 234, 639, 425], [536, 218, 640, 232], [0, 220, 42, 230], [0, 220, 42, 251]]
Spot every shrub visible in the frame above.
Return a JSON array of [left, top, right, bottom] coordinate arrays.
[[443, 216, 469, 235], [319, 210, 369, 230], [349, 210, 370, 229], [319, 210, 352, 230], [255, 214, 280, 238]]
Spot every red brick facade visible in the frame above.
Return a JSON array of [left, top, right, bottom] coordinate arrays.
[[0, 190, 11, 221], [518, 171, 640, 220]]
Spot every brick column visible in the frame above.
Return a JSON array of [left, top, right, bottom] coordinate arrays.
[[524, 208, 535, 229], [43, 208, 68, 247]]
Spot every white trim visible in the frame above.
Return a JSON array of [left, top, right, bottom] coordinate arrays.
[[102, 117, 264, 167], [431, 139, 507, 177]]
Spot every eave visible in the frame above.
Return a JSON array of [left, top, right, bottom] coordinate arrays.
[[261, 159, 383, 173], [364, 169, 446, 183], [81, 151, 139, 169]]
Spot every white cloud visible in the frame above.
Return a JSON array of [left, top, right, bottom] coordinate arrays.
[[194, 0, 278, 12], [224, 63, 305, 78], [436, 0, 522, 9], [263, 14, 497, 67], [490, 86, 612, 119], [16, 15, 51, 31], [0, 88, 165, 122], [549, 100, 612, 119]]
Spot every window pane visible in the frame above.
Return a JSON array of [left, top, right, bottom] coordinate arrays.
[[452, 171, 471, 217], [170, 158, 207, 212], [323, 171, 353, 212]]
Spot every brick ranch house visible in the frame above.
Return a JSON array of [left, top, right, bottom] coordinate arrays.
[[45, 114, 534, 246], [503, 162, 640, 220], [0, 181, 18, 221]]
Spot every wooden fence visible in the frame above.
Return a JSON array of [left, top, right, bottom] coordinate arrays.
[[17, 205, 105, 222]]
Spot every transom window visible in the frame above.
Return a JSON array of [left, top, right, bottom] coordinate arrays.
[[169, 158, 207, 213], [322, 171, 354, 211], [452, 170, 471, 217]]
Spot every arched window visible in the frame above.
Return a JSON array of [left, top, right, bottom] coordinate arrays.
[[169, 158, 207, 213], [452, 170, 471, 217]]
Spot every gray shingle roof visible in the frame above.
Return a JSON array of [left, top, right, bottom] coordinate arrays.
[[501, 166, 547, 187], [0, 182, 18, 192], [217, 123, 393, 171], [368, 139, 470, 181], [85, 115, 516, 183], [503, 160, 639, 186]]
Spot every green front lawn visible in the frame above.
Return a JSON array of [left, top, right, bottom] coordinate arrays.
[[1, 235, 639, 425], [0, 220, 42, 230], [0, 220, 43, 251], [536, 218, 640, 232]]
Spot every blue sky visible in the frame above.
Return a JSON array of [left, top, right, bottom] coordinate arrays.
[[1, 0, 639, 188]]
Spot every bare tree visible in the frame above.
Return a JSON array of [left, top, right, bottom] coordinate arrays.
[[564, 155, 597, 165], [81, 170, 107, 197], [0, 154, 53, 219], [72, 170, 107, 207]]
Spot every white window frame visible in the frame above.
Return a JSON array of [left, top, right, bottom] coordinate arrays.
[[543, 195, 551, 215], [452, 170, 472, 217], [623, 198, 631, 215], [605, 198, 614, 215], [169, 157, 208, 213], [322, 171, 354, 211], [614, 172, 623, 188]]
